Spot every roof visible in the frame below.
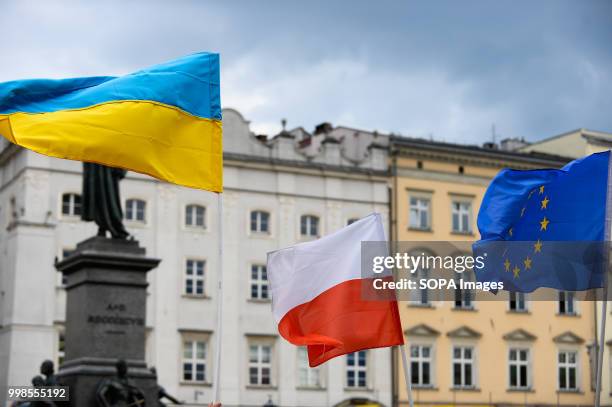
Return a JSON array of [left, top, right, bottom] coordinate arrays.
[[520, 128, 612, 149], [390, 135, 573, 166]]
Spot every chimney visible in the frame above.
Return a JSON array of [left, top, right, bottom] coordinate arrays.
[[314, 122, 333, 135], [500, 137, 530, 151]]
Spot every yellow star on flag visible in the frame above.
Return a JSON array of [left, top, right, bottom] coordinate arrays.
[[509, 228, 513, 237], [540, 217, 549, 231], [541, 196, 549, 209], [523, 257, 532, 270], [539, 185, 545, 194], [534, 239, 542, 253], [513, 265, 520, 278], [504, 258, 511, 272]]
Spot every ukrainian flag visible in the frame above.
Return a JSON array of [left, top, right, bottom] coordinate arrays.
[[0, 52, 222, 192]]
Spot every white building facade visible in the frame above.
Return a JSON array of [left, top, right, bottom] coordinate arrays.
[[0, 108, 392, 407]]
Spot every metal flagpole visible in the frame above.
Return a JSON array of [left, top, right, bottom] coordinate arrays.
[[595, 151, 612, 407], [399, 344, 414, 407], [212, 193, 224, 403]]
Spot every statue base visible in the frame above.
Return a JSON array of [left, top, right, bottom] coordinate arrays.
[[55, 236, 160, 406]]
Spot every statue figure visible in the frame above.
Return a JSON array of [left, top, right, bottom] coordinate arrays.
[[149, 367, 182, 406], [96, 360, 146, 407], [40, 360, 59, 387], [18, 361, 61, 406], [82, 163, 129, 239]]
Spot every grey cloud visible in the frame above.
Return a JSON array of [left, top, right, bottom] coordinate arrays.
[[1, 0, 610, 143]]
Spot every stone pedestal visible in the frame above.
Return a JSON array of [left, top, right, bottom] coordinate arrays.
[[55, 236, 160, 407]]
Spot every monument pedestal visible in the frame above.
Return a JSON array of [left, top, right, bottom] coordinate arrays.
[[55, 236, 160, 406]]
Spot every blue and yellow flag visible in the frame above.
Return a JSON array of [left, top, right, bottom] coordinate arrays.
[[474, 151, 610, 292], [0, 52, 222, 192]]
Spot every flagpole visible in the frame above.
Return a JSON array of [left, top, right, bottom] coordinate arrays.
[[595, 151, 612, 407], [212, 192, 224, 403], [399, 344, 414, 407]]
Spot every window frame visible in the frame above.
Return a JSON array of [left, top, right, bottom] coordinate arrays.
[[451, 345, 475, 389], [57, 248, 75, 286], [181, 335, 209, 384], [184, 258, 206, 297], [558, 349, 579, 391], [61, 193, 82, 217], [297, 347, 323, 389], [247, 339, 275, 387], [300, 214, 320, 238], [408, 250, 434, 307], [409, 195, 431, 231], [55, 326, 65, 368], [509, 292, 528, 312], [508, 347, 531, 390], [250, 210, 271, 234], [249, 264, 269, 301], [345, 350, 368, 389], [451, 199, 473, 234], [185, 204, 206, 229], [454, 270, 475, 310], [410, 344, 434, 388], [125, 198, 147, 223], [558, 291, 577, 315]]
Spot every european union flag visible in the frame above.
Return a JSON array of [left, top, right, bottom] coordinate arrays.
[[473, 151, 610, 292]]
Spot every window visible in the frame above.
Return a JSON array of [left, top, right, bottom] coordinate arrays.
[[185, 204, 206, 228], [297, 347, 321, 388], [300, 215, 319, 237], [410, 264, 430, 306], [58, 249, 75, 286], [452, 346, 474, 388], [125, 199, 146, 222], [411, 345, 432, 386], [57, 330, 65, 367], [452, 201, 472, 233], [250, 265, 269, 300], [409, 197, 430, 230], [558, 291, 576, 315], [346, 351, 367, 388], [558, 351, 578, 391], [249, 343, 272, 386], [347, 218, 359, 226], [183, 339, 207, 383], [454, 272, 473, 309], [61, 193, 81, 216], [251, 211, 270, 233], [509, 292, 527, 312], [185, 259, 205, 296], [509, 348, 529, 389]]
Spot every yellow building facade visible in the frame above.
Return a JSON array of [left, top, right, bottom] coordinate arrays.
[[390, 137, 598, 406]]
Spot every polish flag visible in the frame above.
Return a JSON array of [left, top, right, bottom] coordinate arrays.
[[267, 213, 404, 367]]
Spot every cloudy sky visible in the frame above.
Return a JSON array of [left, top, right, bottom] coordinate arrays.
[[2, 0, 611, 144]]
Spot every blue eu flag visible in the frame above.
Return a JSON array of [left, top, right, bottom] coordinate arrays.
[[473, 151, 610, 292]]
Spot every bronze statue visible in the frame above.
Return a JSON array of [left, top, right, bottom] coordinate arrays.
[[149, 367, 182, 406], [82, 163, 129, 239], [96, 359, 146, 407], [40, 360, 59, 387], [21, 361, 59, 407]]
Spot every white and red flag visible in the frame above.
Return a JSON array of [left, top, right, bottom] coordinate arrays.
[[267, 213, 404, 367]]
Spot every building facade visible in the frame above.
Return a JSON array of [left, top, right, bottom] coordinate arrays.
[[0, 108, 392, 407], [390, 137, 599, 406]]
